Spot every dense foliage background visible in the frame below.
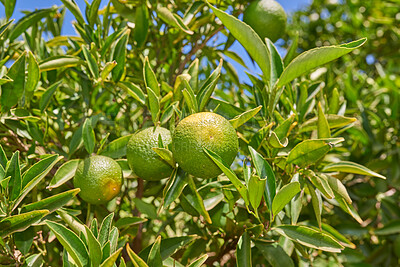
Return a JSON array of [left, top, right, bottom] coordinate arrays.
[[0, 0, 399, 266]]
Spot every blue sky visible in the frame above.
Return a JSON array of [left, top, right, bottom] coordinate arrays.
[[0, 0, 312, 83]]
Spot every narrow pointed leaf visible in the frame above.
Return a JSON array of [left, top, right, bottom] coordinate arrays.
[[21, 188, 80, 213], [147, 236, 162, 267], [207, 2, 271, 81], [230, 106, 262, 128], [84, 225, 102, 267], [47, 159, 80, 189], [248, 146, 276, 210], [272, 182, 300, 220], [287, 140, 332, 167], [100, 247, 123, 267], [127, 244, 149, 267], [39, 56, 84, 72], [156, 6, 193, 35], [83, 118, 95, 154], [236, 232, 251, 267], [46, 221, 89, 267], [204, 148, 250, 207], [275, 38, 367, 87], [39, 81, 62, 112], [0, 210, 49, 237], [274, 225, 344, 253], [323, 161, 386, 179], [143, 57, 160, 96]]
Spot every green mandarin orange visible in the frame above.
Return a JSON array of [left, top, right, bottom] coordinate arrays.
[[127, 127, 173, 181], [172, 112, 238, 179], [73, 155, 123, 205]]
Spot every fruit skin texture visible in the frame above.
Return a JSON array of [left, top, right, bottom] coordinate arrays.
[[73, 155, 123, 205], [243, 0, 287, 43], [172, 112, 238, 179], [127, 127, 173, 181]]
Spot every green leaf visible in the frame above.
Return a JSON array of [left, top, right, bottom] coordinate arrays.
[[248, 175, 266, 214], [317, 102, 330, 138], [47, 159, 80, 189], [83, 118, 96, 154], [254, 240, 294, 267], [163, 168, 188, 208], [147, 236, 162, 267], [0, 19, 14, 38], [300, 114, 357, 132], [334, 194, 363, 224], [4, 0, 16, 20], [147, 87, 160, 124], [272, 182, 301, 221], [275, 38, 367, 87], [323, 161, 386, 179], [266, 39, 284, 88], [82, 45, 99, 79], [287, 139, 332, 167], [230, 106, 262, 128], [21, 188, 80, 214], [307, 183, 322, 229], [98, 213, 114, 247], [6, 151, 22, 201], [269, 132, 288, 148], [307, 173, 334, 199], [100, 247, 123, 267], [143, 57, 160, 97], [83, 225, 102, 267], [46, 221, 89, 267], [197, 59, 222, 98], [187, 255, 208, 267], [139, 236, 196, 262], [100, 61, 117, 81], [39, 81, 62, 112], [204, 148, 250, 208], [248, 146, 276, 211], [327, 176, 352, 204], [1, 52, 26, 112], [100, 134, 133, 159], [61, 0, 85, 25], [9, 8, 56, 41], [236, 232, 251, 267], [112, 29, 130, 82], [302, 221, 355, 249], [14, 227, 35, 255], [152, 147, 175, 167], [26, 51, 40, 93], [197, 75, 220, 112], [134, 4, 149, 47], [0, 210, 49, 237], [127, 244, 149, 267], [186, 176, 212, 224], [156, 6, 193, 35], [374, 220, 400, 235], [274, 225, 344, 253], [88, 0, 101, 27], [207, 2, 271, 82], [283, 32, 299, 66], [39, 56, 84, 72], [118, 81, 146, 105]]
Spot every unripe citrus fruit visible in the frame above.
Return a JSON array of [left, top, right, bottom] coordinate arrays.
[[243, 0, 287, 42], [172, 112, 238, 179], [73, 155, 123, 205], [127, 127, 173, 181]]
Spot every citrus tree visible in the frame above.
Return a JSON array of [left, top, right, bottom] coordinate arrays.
[[0, 0, 393, 266]]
